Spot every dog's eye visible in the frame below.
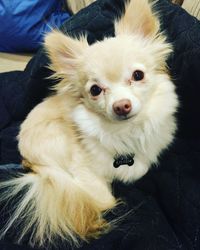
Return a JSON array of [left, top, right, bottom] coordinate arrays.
[[90, 85, 103, 96], [132, 70, 144, 81]]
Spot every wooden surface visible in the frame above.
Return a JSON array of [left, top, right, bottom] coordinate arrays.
[[183, 0, 200, 19], [0, 53, 32, 73], [67, 0, 95, 14]]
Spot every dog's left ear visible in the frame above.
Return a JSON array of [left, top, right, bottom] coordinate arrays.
[[115, 0, 172, 69], [115, 0, 159, 37], [45, 31, 88, 77]]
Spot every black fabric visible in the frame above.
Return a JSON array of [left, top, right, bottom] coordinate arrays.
[[1, 0, 200, 249]]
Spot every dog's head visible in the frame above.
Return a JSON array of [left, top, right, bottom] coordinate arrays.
[[45, 0, 172, 122]]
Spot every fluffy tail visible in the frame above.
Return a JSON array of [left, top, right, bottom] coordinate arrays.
[[0, 166, 116, 247]]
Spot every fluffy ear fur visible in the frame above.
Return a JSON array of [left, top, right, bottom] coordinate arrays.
[[45, 30, 88, 78], [115, 0, 159, 37], [44, 31, 88, 95], [115, 0, 172, 72]]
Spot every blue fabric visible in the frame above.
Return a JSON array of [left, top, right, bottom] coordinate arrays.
[[0, 0, 70, 52]]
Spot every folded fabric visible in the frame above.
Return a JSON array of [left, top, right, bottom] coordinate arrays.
[[0, 0, 70, 52]]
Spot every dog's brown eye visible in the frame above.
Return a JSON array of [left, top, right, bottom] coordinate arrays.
[[90, 85, 102, 96], [132, 70, 144, 81]]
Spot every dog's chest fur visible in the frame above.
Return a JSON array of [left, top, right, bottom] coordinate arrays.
[[71, 105, 152, 183]]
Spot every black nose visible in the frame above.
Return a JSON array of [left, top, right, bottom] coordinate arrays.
[[113, 99, 132, 116]]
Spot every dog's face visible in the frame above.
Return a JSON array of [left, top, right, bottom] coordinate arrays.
[[45, 0, 172, 122], [81, 35, 161, 121]]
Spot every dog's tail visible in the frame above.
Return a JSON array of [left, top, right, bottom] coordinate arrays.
[[0, 165, 116, 247]]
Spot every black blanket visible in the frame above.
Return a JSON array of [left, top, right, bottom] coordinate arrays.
[[1, 0, 200, 249]]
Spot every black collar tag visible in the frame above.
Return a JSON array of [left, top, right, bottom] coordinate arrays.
[[113, 154, 135, 168]]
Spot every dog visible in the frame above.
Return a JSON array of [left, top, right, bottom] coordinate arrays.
[[0, 0, 178, 247]]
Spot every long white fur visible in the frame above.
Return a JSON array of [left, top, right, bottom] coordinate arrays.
[[0, 0, 178, 247]]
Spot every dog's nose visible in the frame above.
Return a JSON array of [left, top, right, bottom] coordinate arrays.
[[113, 99, 132, 116]]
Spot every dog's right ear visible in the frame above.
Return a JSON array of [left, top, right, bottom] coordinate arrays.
[[115, 0, 159, 37], [45, 31, 88, 77]]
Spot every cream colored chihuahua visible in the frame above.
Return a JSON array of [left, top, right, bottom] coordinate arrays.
[[0, 0, 178, 247]]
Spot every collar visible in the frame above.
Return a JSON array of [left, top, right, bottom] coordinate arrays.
[[113, 154, 135, 168]]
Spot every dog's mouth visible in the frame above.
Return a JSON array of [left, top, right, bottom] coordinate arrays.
[[113, 114, 135, 121]]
